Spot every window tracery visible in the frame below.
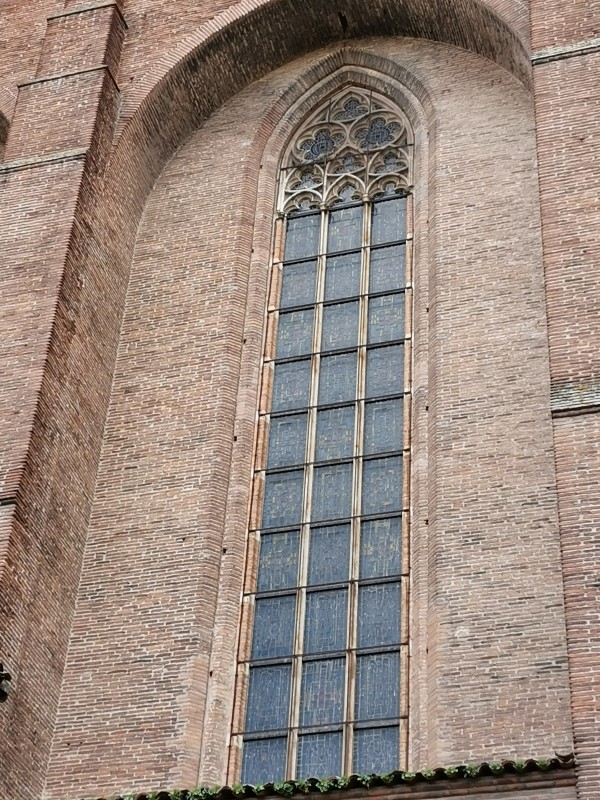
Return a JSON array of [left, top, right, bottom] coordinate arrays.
[[231, 88, 412, 784]]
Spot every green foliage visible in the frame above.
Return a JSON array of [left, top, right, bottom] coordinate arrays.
[[464, 764, 480, 777], [273, 782, 294, 797], [103, 754, 559, 800]]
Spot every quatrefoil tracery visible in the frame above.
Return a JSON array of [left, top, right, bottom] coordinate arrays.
[[280, 89, 412, 213]]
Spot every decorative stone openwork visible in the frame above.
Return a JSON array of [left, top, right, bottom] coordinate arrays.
[[279, 89, 412, 213]]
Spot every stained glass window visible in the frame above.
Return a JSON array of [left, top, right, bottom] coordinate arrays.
[[234, 87, 411, 781]]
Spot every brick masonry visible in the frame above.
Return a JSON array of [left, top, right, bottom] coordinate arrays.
[[0, 0, 596, 799]]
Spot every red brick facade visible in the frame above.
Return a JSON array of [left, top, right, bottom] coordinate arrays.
[[0, 0, 597, 799]]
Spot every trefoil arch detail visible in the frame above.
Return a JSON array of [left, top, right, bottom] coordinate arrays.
[[280, 89, 412, 213]]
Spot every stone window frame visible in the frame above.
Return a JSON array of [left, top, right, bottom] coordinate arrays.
[[229, 86, 415, 784]]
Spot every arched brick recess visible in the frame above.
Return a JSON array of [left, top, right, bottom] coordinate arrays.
[[117, 0, 532, 101], [44, 32, 572, 799], [115, 0, 531, 141]]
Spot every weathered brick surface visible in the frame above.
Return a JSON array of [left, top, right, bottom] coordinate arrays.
[[0, 0, 61, 123], [0, 0, 597, 799], [553, 415, 600, 799], [40, 37, 572, 800], [531, 53, 600, 390]]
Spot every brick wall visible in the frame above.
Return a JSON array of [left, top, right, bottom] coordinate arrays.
[[41, 36, 573, 799], [0, 0, 596, 798]]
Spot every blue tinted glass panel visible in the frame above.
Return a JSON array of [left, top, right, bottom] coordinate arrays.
[[262, 470, 304, 529], [371, 197, 406, 245], [277, 309, 314, 358], [285, 214, 321, 260], [353, 727, 399, 775], [297, 732, 342, 779], [267, 413, 308, 469], [245, 665, 292, 731], [280, 260, 318, 309], [362, 456, 402, 516], [368, 294, 405, 344], [305, 589, 348, 654], [312, 463, 352, 522], [242, 737, 287, 785], [355, 652, 400, 721], [328, 205, 362, 253], [325, 252, 361, 300], [319, 352, 356, 405], [369, 245, 405, 293], [321, 301, 359, 351], [308, 524, 351, 586], [267, 414, 307, 469], [360, 518, 401, 579], [315, 405, 354, 461], [272, 360, 311, 412], [252, 595, 296, 659], [365, 345, 403, 398], [300, 658, 345, 727], [257, 530, 300, 592], [364, 399, 403, 455], [357, 583, 401, 649]]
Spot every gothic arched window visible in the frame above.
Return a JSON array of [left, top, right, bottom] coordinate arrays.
[[232, 88, 413, 784]]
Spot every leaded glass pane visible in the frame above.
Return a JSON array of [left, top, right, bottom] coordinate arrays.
[[369, 245, 405, 294], [364, 399, 403, 455], [284, 213, 321, 260], [242, 737, 287, 785], [297, 732, 343, 779], [353, 727, 399, 775], [262, 470, 304, 529], [365, 345, 403, 398], [360, 518, 401, 579], [321, 301, 359, 352], [324, 252, 361, 300], [300, 658, 345, 727], [246, 665, 292, 731], [362, 456, 402, 516], [257, 530, 300, 592], [305, 589, 348, 653], [319, 352, 357, 405], [312, 463, 352, 522], [368, 294, 405, 344], [308, 524, 351, 586], [328, 205, 362, 253], [272, 360, 311, 412], [315, 405, 354, 461], [280, 260, 318, 309], [355, 653, 400, 721], [277, 309, 315, 358], [252, 595, 296, 659], [371, 197, 406, 245], [357, 583, 401, 649], [267, 413, 308, 469]]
